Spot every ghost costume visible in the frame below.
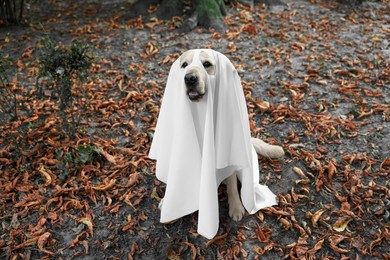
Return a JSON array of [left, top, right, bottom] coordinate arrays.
[[149, 49, 276, 239]]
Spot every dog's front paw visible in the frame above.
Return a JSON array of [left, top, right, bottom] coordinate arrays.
[[229, 199, 245, 221]]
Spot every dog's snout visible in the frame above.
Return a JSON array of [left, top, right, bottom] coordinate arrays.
[[185, 74, 198, 86]]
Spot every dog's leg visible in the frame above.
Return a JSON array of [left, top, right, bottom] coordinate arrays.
[[251, 138, 284, 159], [226, 173, 245, 221]]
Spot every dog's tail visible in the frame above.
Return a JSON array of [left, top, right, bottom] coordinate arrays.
[[251, 138, 284, 159]]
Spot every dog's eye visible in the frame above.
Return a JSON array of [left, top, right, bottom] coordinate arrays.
[[203, 61, 212, 68], [181, 62, 188, 69]]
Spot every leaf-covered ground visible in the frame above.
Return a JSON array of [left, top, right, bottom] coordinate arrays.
[[1, 0, 389, 259]]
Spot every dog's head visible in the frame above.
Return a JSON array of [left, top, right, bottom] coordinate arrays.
[[180, 50, 216, 102]]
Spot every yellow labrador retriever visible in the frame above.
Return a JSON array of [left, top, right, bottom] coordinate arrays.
[[180, 50, 284, 221]]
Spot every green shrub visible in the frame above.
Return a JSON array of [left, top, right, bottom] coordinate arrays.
[[37, 39, 93, 138], [57, 144, 102, 180]]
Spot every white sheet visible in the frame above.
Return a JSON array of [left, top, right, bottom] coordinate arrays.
[[149, 49, 276, 239]]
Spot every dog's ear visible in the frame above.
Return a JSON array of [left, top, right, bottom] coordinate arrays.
[[199, 51, 216, 75], [180, 50, 194, 69]]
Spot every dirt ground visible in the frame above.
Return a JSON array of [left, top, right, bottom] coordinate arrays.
[[0, 0, 389, 259]]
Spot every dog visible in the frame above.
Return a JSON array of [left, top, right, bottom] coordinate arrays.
[[173, 50, 285, 221]]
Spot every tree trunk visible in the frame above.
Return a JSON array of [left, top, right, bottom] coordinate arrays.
[[190, 0, 226, 32], [157, 0, 184, 20], [158, 0, 226, 32], [0, 0, 24, 25], [156, 0, 287, 32]]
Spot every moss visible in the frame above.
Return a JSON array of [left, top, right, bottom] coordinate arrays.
[[196, 0, 224, 19], [194, 0, 225, 30], [158, 0, 226, 32]]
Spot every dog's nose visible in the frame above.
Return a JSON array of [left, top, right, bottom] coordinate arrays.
[[185, 74, 198, 86]]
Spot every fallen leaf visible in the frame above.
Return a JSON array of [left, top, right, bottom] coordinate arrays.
[[97, 146, 117, 164], [92, 179, 116, 191], [380, 157, 390, 170], [253, 245, 265, 255], [327, 161, 337, 180], [182, 242, 197, 260], [255, 101, 270, 113], [255, 222, 271, 243], [293, 223, 307, 236], [292, 167, 307, 179], [37, 232, 55, 255], [307, 238, 324, 254], [279, 218, 292, 230], [329, 243, 350, 253], [332, 217, 353, 232], [262, 207, 290, 216], [370, 228, 390, 255], [38, 164, 53, 187], [80, 218, 94, 236], [9, 237, 39, 252], [206, 233, 228, 247], [294, 235, 309, 258], [328, 235, 350, 253], [151, 187, 161, 201], [311, 209, 327, 228]]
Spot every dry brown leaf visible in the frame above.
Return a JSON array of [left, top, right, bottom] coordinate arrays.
[[81, 240, 89, 254], [328, 235, 350, 253], [206, 233, 228, 247], [273, 116, 285, 123], [332, 188, 348, 203], [182, 242, 197, 260], [98, 147, 117, 164], [329, 243, 350, 254], [38, 165, 53, 187], [295, 179, 310, 185], [0, 158, 10, 164], [256, 211, 264, 222], [293, 223, 307, 236], [255, 222, 271, 243], [108, 203, 122, 213], [311, 209, 326, 228], [369, 236, 382, 254], [262, 207, 290, 216], [151, 187, 161, 201], [128, 173, 140, 187], [327, 161, 337, 180], [315, 178, 324, 192], [307, 238, 324, 254], [92, 179, 116, 191], [68, 231, 88, 248], [295, 235, 309, 258], [255, 101, 270, 113], [380, 157, 390, 170], [13, 194, 44, 208], [9, 237, 39, 252], [253, 245, 265, 255], [316, 143, 329, 154], [279, 218, 292, 230], [37, 232, 55, 255], [291, 187, 298, 202], [80, 218, 94, 236], [292, 167, 307, 179], [332, 217, 353, 232], [132, 192, 146, 207]]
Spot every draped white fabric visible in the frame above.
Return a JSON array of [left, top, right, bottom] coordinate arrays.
[[149, 49, 276, 239]]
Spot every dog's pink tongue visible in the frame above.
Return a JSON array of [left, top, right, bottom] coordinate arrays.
[[188, 90, 199, 99]]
